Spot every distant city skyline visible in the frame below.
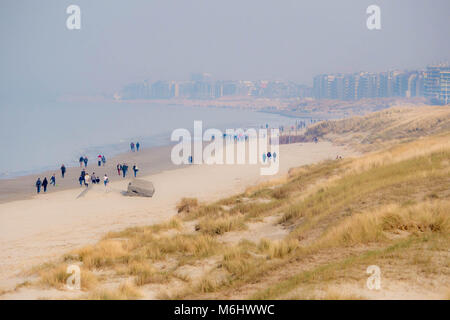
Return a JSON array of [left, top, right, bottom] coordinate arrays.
[[119, 63, 450, 105]]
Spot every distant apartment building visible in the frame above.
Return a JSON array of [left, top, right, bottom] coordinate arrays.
[[424, 64, 450, 105], [313, 69, 427, 101], [440, 70, 450, 105]]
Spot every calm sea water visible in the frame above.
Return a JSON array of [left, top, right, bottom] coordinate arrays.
[[0, 101, 305, 178]]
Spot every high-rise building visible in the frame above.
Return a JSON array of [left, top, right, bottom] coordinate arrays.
[[424, 65, 450, 104], [425, 65, 443, 103], [440, 70, 450, 105]]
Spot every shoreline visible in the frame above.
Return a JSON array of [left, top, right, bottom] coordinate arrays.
[[0, 143, 180, 204], [0, 102, 314, 183]]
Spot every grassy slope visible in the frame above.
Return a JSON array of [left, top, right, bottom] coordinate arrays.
[[302, 106, 450, 152], [9, 106, 450, 300]]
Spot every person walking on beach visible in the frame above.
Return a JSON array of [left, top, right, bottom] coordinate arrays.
[[273, 152, 277, 162], [136, 142, 140, 151], [122, 163, 128, 178], [80, 169, 86, 185], [36, 178, 42, 194], [50, 174, 56, 187], [84, 173, 90, 187], [262, 153, 267, 163], [102, 155, 106, 166], [117, 164, 121, 176], [267, 152, 272, 162], [133, 164, 139, 177], [104, 174, 109, 187], [42, 177, 48, 193], [79, 174, 84, 186], [97, 155, 102, 167], [79, 156, 84, 167], [83, 156, 88, 167], [130, 142, 135, 152], [60, 164, 66, 178], [92, 172, 100, 184]]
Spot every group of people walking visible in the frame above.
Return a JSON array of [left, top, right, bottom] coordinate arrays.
[[35, 177, 48, 193], [79, 155, 106, 168], [35, 144, 142, 194], [35, 165, 66, 193], [116, 163, 139, 178], [97, 154, 106, 166], [130, 142, 140, 152], [79, 169, 109, 188]]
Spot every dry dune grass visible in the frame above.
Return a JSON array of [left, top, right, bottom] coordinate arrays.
[[281, 144, 450, 238], [347, 132, 450, 173], [196, 216, 247, 235], [303, 106, 450, 152], [87, 283, 142, 300], [103, 217, 183, 240], [176, 197, 198, 213], [316, 201, 450, 248], [22, 106, 450, 299], [38, 264, 98, 290]]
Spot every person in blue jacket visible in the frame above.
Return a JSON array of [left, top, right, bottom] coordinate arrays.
[[36, 178, 41, 193]]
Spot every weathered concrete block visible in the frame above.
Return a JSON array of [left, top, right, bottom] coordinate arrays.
[[127, 179, 155, 197]]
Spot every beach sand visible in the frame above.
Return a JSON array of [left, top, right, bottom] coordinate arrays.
[[0, 141, 355, 293]]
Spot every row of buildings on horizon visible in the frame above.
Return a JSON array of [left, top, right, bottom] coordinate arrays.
[[119, 72, 312, 101], [313, 64, 449, 105], [119, 64, 449, 105]]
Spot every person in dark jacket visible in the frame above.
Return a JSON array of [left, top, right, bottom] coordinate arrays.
[[36, 178, 41, 193], [42, 177, 48, 192], [122, 163, 128, 178], [61, 164, 66, 178], [136, 142, 140, 151], [79, 156, 84, 167], [50, 174, 56, 186], [83, 156, 88, 167]]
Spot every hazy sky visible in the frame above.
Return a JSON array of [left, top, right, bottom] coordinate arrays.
[[1, 0, 449, 99]]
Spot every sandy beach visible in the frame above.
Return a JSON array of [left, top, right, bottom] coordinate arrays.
[[0, 141, 355, 294]]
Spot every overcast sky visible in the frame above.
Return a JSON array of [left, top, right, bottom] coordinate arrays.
[[1, 0, 449, 99]]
